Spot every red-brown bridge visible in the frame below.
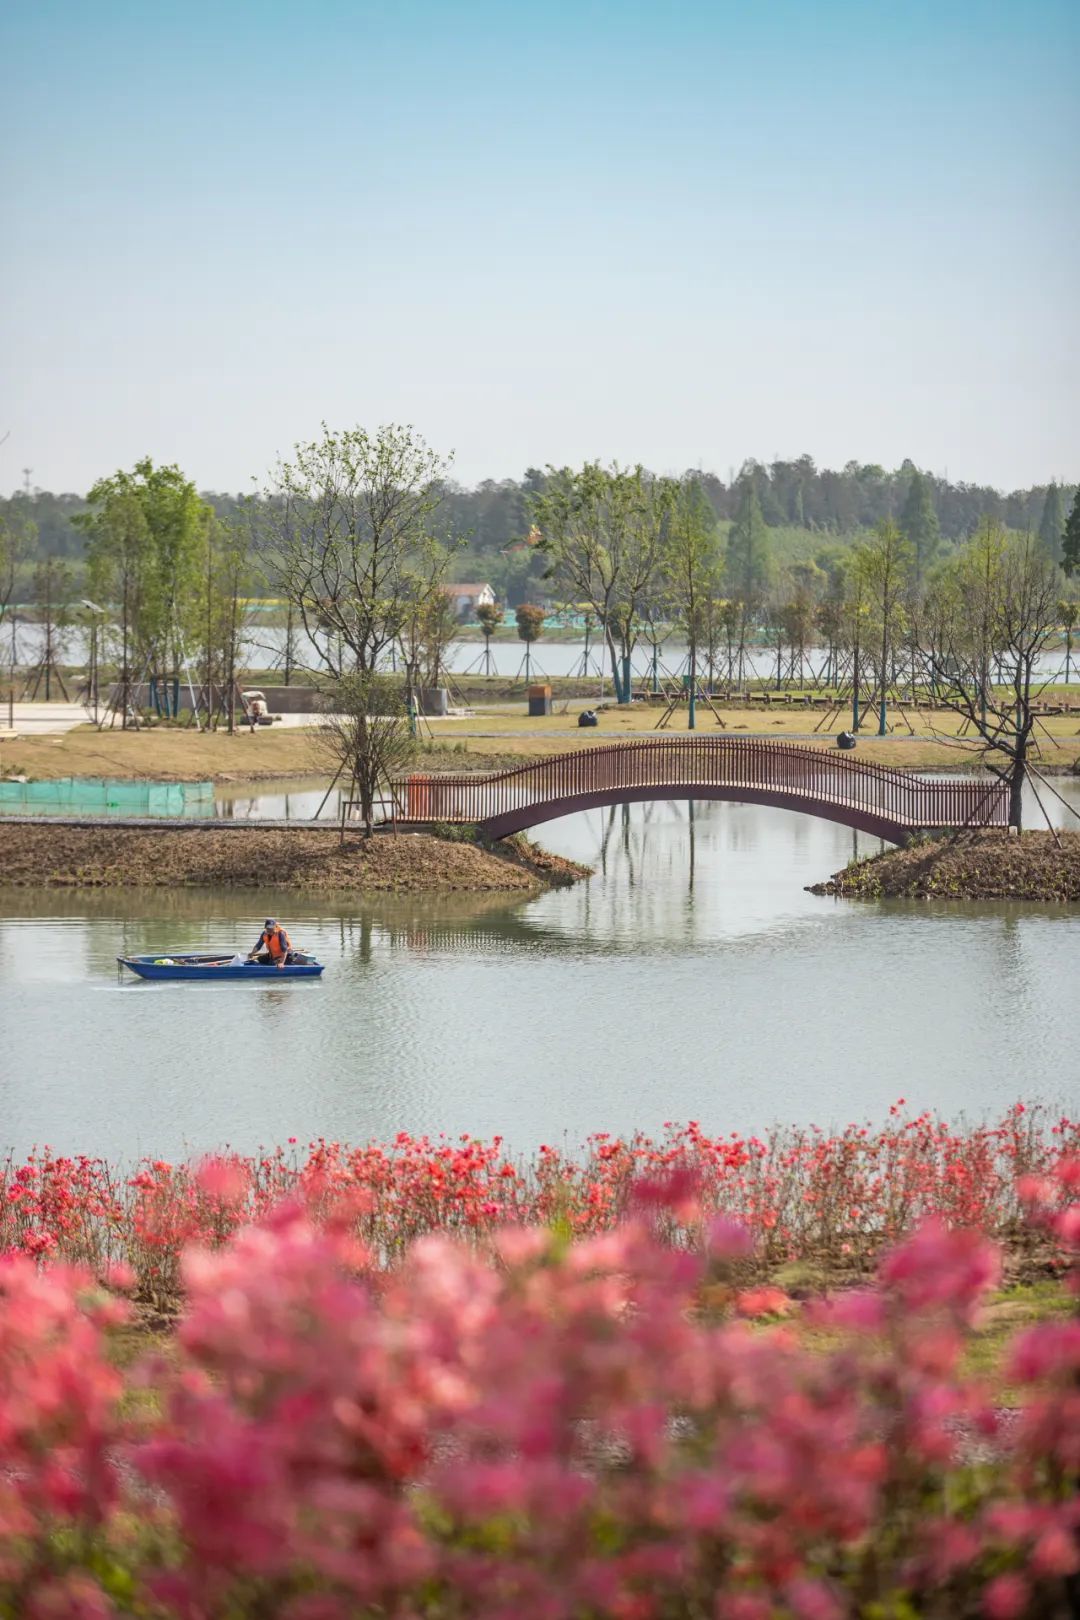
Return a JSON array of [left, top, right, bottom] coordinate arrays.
[[393, 738, 1008, 845]]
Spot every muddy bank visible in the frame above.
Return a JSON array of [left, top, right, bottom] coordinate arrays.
[[810, 829, 1080, 901], [0, 824, 591, 894]]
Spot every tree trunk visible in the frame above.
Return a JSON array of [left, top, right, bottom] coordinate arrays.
[[1008, 757, 1025, 832]]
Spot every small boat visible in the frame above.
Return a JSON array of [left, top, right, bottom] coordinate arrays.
[[117, 951, 325, 981]]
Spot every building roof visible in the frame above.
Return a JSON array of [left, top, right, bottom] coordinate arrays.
[[442, 582, 493, 595]]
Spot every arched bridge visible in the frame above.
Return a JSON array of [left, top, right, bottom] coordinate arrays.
[[392, 738, 1009, 845]]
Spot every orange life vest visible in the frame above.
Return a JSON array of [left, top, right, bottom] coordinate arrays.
[[264, 925, 289, 959]]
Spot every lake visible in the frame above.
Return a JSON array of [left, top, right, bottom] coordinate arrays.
[[1, 786, 1077, 1163]]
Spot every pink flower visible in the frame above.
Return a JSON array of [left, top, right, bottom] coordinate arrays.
[[983, 1573, 1029, 1619]]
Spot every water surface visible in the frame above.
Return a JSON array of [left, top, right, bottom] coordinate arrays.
[[2, 786, 1077, 1162]]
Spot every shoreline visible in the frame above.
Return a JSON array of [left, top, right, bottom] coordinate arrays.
[[0, 823, 592, 894]]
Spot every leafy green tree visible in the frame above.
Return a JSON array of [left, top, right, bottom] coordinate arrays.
[[202, 509, 257, 731], [661, 478, 723, 728], [1038, 481, 1066, 562], [533, 463, 672, 704], [0, 510, 35, 631], [29, 554, 72, 699], [77, 459, 212, 699], [1063, 488, 1080, 578], [724, 477, 771, 606], [853, 520, 914, 734], [899, 469, 941, 587]]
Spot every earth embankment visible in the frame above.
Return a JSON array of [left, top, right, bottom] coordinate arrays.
[[810, 829, 1080, 901], [0, 824, 590, 893]]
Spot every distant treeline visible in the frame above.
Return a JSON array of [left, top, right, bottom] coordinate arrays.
[[3, 455, 1075, 588]]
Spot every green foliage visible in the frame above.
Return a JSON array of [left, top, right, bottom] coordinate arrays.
[[1061, 486, 1080, 577], [725, 477, 771, 602], [0, 509, 35, 621], [263, 423, 457, 677], [76, 458, 212, 667], [899, 468, 941, 585], [1039, 480, 1066, 561]]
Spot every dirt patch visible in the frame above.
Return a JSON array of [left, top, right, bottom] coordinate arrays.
[[809, 829, 1080, 901], [0, 824, 591, 894]]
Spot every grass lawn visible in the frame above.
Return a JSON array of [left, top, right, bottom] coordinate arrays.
[[4, 703, 1080, 782]]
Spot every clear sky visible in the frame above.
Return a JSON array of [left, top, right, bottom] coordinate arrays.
[[2, 0, 1077, 496]]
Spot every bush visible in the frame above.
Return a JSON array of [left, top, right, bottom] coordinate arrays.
[[0, 1166, 1078, 1615]]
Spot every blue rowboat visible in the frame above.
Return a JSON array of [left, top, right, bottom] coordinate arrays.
[[118, 951, 325, 981]]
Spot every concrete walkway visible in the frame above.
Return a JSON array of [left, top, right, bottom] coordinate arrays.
[[2, 701, 89, 736]]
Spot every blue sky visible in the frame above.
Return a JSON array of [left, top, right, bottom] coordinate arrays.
[[2, 0, 1077, 495]]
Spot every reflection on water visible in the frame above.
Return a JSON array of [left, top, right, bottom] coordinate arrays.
[[1, 794, 1078, 1163]]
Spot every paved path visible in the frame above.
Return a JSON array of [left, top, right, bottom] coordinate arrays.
[[2, 701, 90, 735]]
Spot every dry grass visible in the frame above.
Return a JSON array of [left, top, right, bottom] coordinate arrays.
[[5, 706, 1080, 784], [0, 824, 589, 893]]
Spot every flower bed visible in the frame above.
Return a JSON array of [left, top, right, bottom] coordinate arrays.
[[0, 1166, 1077, 1616], [1, 1105, 1077, 1311]]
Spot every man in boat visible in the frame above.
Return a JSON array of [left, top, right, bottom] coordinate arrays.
[[248, 918, 293, 967]]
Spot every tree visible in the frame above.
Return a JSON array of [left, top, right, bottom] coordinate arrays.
[[0, 510, 34, 634], [318, 673, 417, 836], [1038, 482, 1066, 561], [1058, 598, 1078, 684], [28, 554, 72, 700], [662, 478, 723, 727], [398, 587, 459, 696], [514, 603, 545, 681], [1061, 488, 1080, 577], [262, 424, 457, 678], [916, 527, 1061, 829], [476, 599, 501, 676], [852, 521, 914, 734], [533, 464, 673, 704], [77, 460, 212, 720], [202, 510, 256, 732], [899, 469, 941, 588], [725, 477, 771, 606]]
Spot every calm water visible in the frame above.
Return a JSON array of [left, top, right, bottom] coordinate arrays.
[[1, 790, 1078, 1162]]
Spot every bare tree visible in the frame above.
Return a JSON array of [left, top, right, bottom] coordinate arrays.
[[263, 424, 458, 678], [318, 673, 417, 835], [917, 525, 1062, 829]]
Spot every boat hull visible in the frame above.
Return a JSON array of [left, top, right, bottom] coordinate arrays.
[[118, 953, 325, 981]]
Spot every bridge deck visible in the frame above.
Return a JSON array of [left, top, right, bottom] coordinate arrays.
[[391, 738, 1009, 845]]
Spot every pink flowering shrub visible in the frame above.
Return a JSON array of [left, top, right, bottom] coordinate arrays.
[[0, 1154, 1075, 1616], [1, 1104, 1076, 1308]]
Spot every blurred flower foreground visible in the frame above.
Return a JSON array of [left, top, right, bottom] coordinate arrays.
[[0, 1108, 1078, 1618]]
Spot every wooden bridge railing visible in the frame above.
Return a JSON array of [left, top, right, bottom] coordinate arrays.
[[391, 738, 1009, 837]]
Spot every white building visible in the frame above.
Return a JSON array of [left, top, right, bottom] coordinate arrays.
[[442, 582, 496, 621]]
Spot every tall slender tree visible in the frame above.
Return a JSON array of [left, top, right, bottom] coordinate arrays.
[[899, 469, 941, 588], [1038, 481, 1065, 561], [1058, 487, 1079, 575], [725, 477, 771, 607], [662, 478, 723, 728]]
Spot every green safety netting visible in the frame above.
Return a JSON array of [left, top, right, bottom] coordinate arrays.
[[0, 778, 215, 817]]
